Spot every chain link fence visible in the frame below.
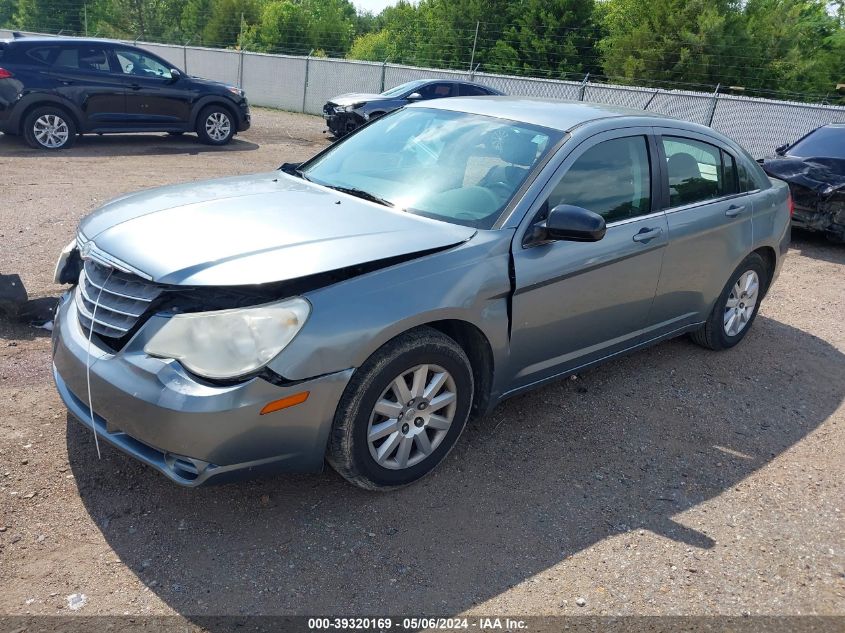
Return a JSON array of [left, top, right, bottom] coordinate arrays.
[[3, 30, 844, 157]]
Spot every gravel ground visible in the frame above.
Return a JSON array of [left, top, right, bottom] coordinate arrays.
[[0, 108, 843, 622]]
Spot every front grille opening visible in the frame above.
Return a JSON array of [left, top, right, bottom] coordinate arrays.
[[75, 259, 163, 350]]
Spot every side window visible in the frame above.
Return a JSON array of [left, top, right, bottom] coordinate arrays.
[[25, 46, 58, 66], [547, 136, 652, 224], [418, 82, 454, 99], [459, 83, 490, 97], [721, 150, 738, 196], [114, 49, 171, 78], [662, 136, 729, 206], [54, 46, 111, 73]]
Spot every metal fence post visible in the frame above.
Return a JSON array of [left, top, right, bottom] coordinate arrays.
[[579, 74, 590, 101], [643, 89, 660, 110], [470, 62, 480, 82], [183, 39, 190, 74], [381, 59, 388, 92], [707, 83, 721, 126], [238, 47, 245, 89], [301, 50, 314, 114]]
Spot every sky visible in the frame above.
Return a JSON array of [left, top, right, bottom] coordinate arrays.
[[354, 0, 401, 15]]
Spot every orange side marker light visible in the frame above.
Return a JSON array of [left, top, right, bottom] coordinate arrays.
[[260, 391, 309, 415]]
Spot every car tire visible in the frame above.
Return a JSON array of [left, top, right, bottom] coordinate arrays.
[[23, 107, 77, 150], [327, 327, 474, 490], [195, 105, 234, 145], [691, 252, 767, 351]]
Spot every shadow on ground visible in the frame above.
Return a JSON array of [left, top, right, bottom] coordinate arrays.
[[68, 315, 844, 618], [0, 133, 259, 157], [790, 229, 845, 264]]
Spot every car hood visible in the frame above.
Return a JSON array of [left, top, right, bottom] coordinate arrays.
[[187, 75, 241, 93], [78, 172, 475, 286], [328, 93, 390, 106]]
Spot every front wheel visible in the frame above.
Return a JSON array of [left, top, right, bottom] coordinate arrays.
[[691, 253, 768, 350], [196, 106, 234, 145], [327, 327, 474, 490]]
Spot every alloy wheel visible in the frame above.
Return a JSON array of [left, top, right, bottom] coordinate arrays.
[[367, 364, 457, 470], [205, 112, 231, 142], [33, 114, 69, 148], [723, 270, 759, 337]]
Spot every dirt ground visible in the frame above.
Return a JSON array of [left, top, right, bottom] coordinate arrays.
[[0, 108, 843, 623]]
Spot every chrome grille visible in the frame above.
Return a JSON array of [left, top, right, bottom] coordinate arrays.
[[75, 259, 162, 339]]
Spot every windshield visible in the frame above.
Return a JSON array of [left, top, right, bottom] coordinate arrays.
[[380, 80, 427, 98], [299, 108, 562, 229], [787, 127, 845, 159]]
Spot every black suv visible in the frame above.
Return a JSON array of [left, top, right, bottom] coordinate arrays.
[[0, 37, 250, 149]]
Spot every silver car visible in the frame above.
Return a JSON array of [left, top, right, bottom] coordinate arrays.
[[51, 98, 791, 489]]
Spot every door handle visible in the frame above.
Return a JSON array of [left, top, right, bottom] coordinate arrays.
[[60, 80, 74, 85], [725, 204, 746, 217], [632, 227, 663, 243], [129, 83, 142, 90]]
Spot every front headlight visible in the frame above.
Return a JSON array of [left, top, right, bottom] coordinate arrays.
[[144, 297, 310, 380]]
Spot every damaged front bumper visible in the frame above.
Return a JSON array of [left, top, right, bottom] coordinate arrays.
[[762, 156, 845, 242], [322, 108, 364, 137], [791, 192, 845, 242], [52, 289, 353, 486]]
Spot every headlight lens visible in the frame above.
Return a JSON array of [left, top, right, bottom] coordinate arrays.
[[144, 297, 310, 380]]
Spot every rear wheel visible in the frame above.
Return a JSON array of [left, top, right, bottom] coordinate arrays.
[[196, 105, 234, 145], [23, 107, 77, 150], [691, 253, 767, 350], [327, 327, 474, 490]]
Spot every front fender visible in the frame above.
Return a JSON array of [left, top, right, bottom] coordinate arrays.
[[189, 95, 243, 127], [269, 230, 514, 389]]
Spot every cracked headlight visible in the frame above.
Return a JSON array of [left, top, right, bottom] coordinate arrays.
[[144, 297, 310, 380]]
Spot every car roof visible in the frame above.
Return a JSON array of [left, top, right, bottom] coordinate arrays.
[[408, 96, 676, 132], [1, 36, 124, 46]]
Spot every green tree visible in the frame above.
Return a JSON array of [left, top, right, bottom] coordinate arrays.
[[0, 0, 17, 28], [181, 0, 214, 43], [203, 0, 259, 48], [598, 0, 749, 88], [743, 0, 844, 97], [14, 0, 84, 33]]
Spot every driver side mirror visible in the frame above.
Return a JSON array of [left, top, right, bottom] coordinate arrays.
[[774, 143, 788, 156], [543, 204, 606, 242], [406, 92, 422, 101], [170, 68, 182, 81]]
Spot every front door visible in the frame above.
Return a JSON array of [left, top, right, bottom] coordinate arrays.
[[508, 130, 668, 390], [112, 48, 191, 126]]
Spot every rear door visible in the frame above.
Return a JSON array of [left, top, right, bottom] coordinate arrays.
[[646, 129, 754, 335], [50, 44, 126, 126], [507, 128, 668, 390], [112, 47, 191, 126]]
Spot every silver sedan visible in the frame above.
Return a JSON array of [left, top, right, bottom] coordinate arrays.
[[52, 97, 791, 489]]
